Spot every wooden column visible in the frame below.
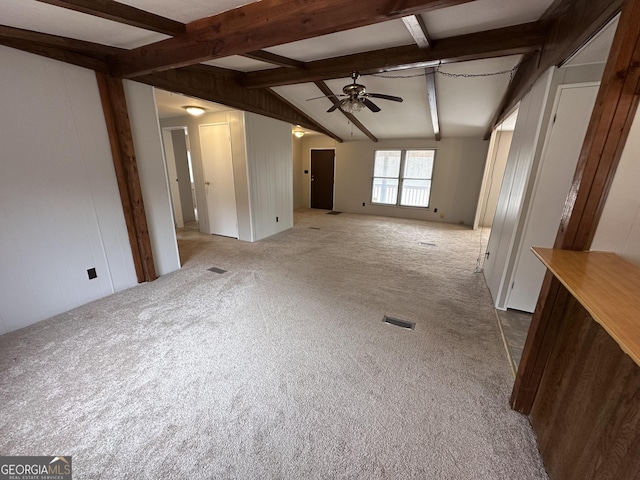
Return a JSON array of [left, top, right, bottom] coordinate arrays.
[[511, 0, 640, 413], [96, 72, 157, 283]]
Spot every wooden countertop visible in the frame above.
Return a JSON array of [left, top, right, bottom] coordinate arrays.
[[532, 247, 640, 366]]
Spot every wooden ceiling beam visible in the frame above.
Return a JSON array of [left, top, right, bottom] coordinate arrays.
[[135, 64, 342, 141], [402, 15, 432, 48], [494, 0, 623, 127], [424, 68, 441, 140], [0, 24, 121, 56], [112, 0, 476, 78], [0, 25, 120, 71], [35, 0, 186, 36], [241, 50, 305, 69], [314, 81, 378, 142], [242, 22, 544, 89], [266, 89, 343, 142]]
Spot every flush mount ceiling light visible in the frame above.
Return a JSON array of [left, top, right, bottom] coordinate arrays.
[[184, 106, 205, 116], [293, 130, 305, 138]]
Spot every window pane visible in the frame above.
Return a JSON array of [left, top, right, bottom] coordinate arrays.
[[401, 179, 431, 207], [374, 151, 401, 177], [403, 150, 434, 179], [372, 178, 399, 204]]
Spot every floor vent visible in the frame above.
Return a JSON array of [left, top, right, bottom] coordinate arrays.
[[309, 227, 321, 230], [419, 241, 437, 247], [383, 315, 415, 330], [208, 267, 227, 274], [327, 211, 342, 215]]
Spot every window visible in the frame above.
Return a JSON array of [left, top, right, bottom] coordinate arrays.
[[371, 149, 434, 208]]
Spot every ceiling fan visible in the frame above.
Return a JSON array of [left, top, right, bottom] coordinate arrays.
[[308, 72, 403, 113]]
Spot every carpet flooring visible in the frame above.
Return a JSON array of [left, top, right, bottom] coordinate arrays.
[[0, 209, 547, 479]]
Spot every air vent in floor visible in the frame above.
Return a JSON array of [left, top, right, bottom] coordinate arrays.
[[383, 315, 415, 330], [309, 227, 321, 230], [208, 267, 227, 274]]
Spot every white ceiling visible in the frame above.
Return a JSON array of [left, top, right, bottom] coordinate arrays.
[[1, 0, 616, 141]]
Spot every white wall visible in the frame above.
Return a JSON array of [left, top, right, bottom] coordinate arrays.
[[591, 106, 640, 265], [244, 112, 294, 240], [0, 46, 138, 334], [123, 81, 181, 276], [299, 136, 489, 225]]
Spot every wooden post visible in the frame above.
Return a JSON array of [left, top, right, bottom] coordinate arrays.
[[96, 72, 157, 283], [511, 0, 640, 413]]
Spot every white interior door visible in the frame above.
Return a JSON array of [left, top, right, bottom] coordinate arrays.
[[199, 123, 238, 238], [506, 83, 599, 312]]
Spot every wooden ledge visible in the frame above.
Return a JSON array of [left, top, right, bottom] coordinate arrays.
[[532, 247, 640, 366]]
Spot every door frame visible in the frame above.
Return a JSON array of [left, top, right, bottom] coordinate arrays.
[[309, 148, 336, 209]]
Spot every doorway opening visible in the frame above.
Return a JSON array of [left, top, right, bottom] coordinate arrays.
[[161, 126, 198, 229], [310, 149, 335, 210]]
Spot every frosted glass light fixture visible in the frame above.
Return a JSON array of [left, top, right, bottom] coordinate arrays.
[[293, 131, 305, 138], [341, 98, 365, 114], [184, 106, 205, 116]]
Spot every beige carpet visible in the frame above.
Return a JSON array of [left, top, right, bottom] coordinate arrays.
[[0, 209, 547, 479]]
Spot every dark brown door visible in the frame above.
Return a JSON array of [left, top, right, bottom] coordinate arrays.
[[311, 149, 335, 210]]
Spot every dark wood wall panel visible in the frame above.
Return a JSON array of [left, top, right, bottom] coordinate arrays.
[[530, 294, 640, 480]]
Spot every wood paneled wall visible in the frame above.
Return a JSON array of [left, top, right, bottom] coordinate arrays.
[[530, 297, 640, 479]]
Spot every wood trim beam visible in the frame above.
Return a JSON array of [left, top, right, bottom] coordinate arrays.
[[96, 72, 157, 283], [135, 64, 342, 141], [314, 81, 378, 142], [112, 0, 476, 78], [402, 15, 432, 48], [0, 24, 122, 56], [241, 50, 306, 69], [482, 52, 538, 140], [266, 89, 344, 142], [35, 0, 186, 36], [424, 68, 441, 140], [511, 0, 640, 414], [0, 37, 111, 72], [242, 22, 544, 89], [495, 0, 623, 126]]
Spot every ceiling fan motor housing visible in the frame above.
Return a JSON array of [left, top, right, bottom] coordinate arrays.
[[343, 83, 366, 97]]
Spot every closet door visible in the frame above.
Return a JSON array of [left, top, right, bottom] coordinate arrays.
[[200, 123, 238, 238]]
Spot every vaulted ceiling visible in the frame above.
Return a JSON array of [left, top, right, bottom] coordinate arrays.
[[0, 0, 622, 142]]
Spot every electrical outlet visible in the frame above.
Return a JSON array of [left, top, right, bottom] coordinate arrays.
[[434, 208, 438, 213], [87, 268, 97, 280], [362, 202, 365, 207], [276, 216, 279, 222]]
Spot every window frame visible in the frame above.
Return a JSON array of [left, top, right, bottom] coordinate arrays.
[[370, 149, 435, 208]]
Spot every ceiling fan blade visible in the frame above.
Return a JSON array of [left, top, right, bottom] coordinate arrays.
[[367, 93, 403, 102], [327, 103, 340, 113], [306, 94, 345, 101], [362, 98, 381, 112]]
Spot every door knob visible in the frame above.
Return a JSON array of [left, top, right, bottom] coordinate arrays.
[[205, 181, 210, 185]]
